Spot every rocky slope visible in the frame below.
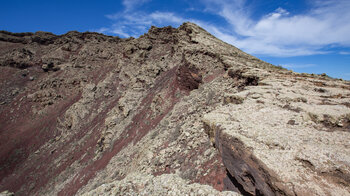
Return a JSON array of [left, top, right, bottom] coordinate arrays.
[[0, 23, 349, 196]]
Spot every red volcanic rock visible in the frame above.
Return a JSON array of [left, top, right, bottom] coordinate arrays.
[[176, 63, 202, 91]]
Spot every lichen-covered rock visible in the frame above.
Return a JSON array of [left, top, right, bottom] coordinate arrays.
[[0, 22, 349, 196], [83, 173, 240, 196], [0, 190, 14, 196], [203, 75, 350, 196]]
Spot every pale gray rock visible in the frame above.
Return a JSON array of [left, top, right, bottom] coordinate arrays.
[[82, 173, 240, 196]]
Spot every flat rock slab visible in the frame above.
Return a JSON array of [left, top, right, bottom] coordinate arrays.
[[203, 76, 350, 196]]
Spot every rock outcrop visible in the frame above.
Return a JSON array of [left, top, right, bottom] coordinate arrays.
[[0, 22, 349, 196], [82, 173, 239, 196], [203, 74, 350, 195]]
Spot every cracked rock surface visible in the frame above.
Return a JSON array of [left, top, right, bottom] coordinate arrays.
[[82, 173, 239, 196], [0, 23, 349, 196], [204, 75, 350, 195]]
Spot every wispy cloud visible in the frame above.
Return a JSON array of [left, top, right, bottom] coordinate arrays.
[[201, 0, 350, 56], [282, 63, 317, 69], [339, 51, 350, 55], [97, 0, 350, 57], [122, 0, 151, 11], [149, 12, 184, 24], [101, 11, 185, 38]]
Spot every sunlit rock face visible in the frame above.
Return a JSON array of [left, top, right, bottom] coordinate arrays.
[[0, 23, 349, 196]]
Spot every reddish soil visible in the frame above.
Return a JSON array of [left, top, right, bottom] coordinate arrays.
[[58, 65, 184, 195], [0, 25, 235, 196]]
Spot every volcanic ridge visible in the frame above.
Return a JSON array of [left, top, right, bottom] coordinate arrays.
[[0, 22, 350, 196]]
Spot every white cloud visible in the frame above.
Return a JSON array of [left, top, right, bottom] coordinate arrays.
[[200, 0, 350, 56], [110, 27, 130, 38], [98, 0, 350, 57], [282, 63, 317, 69], [149, 12, 184, 24], [339, 51, 350, 55], [96, 27, 109, 34], [122, 0, 151, 11], [99, 11, 185, 38]]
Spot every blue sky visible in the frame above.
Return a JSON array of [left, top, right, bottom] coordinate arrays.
[[1, 0, 350, 80]]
